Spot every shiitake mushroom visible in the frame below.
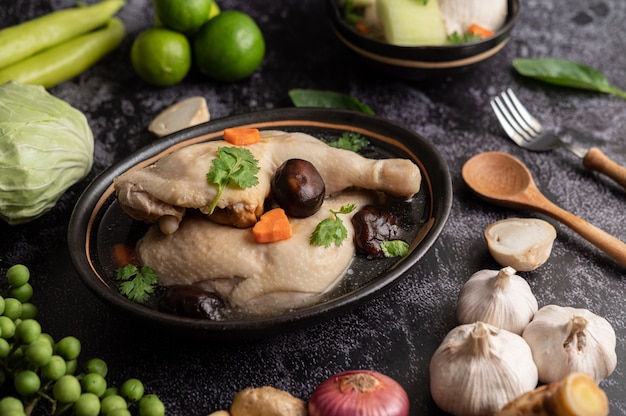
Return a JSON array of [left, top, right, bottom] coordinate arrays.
[[158, 285, 227, 320], [352, 205, 403, 257], [271, 158, 325, 218]]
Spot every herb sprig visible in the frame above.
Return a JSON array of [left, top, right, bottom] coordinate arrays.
[[206, 146, 260, 214], [327, 132, 369, 152], [115, 264, 158, 303], [310, 204, 356, 248]]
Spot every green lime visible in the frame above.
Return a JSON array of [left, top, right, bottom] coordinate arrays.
[[131, 28, 191, 87], [193, 10, 265, 82], [153, 0, 213, 33]]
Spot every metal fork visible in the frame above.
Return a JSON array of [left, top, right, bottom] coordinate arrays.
[[490, 88, 626, 190]]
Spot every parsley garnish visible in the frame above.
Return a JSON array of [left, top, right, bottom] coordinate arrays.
[[447, 31, 482, 44], [206, 146, 260, 215], [115, 264, 158, 304], [310, 204, 356, 248], [327, 132, 369, 152], [381, 240, 410, 257]]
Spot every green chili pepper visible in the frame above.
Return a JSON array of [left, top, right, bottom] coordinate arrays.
[[0, 18, 125, 88], [0, 0, 125, 70]]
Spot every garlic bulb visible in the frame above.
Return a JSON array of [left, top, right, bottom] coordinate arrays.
[[456, 267, 538, 335], [484, 218, 557, 271], [522, 305, 617, 384], [430, 321, 538, 416]]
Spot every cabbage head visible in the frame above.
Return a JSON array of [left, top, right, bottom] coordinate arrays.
[[0, 81, 94, 225]]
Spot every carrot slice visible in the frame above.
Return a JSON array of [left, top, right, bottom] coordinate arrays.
[[354, 21, 371, 36], [468, 23, 495, 39], [112, 243, 134, 267], [223, 127, 261, 145], [252, 208, 292, 243]]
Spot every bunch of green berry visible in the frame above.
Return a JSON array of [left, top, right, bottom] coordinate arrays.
[[0, 264, 165, 416]]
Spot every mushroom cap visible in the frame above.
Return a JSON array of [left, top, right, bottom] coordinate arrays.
[[484, 217, 557, 271]]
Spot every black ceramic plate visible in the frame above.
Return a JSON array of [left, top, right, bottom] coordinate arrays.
[[68, 108, 452, 338]]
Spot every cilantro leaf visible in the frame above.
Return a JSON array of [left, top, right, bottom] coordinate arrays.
[[380, 240, 410, 258], [447, 31, 482, 44], [310, 204, 356, 248], [206, 146, 260, 214], [115, 264, 158, 304], [327, 132, 369, 152]]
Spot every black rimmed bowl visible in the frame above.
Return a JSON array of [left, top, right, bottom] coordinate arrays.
[[326, 0, 520, 80], [68, 108, 452, 339]]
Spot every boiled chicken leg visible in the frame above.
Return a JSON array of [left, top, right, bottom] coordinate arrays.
[[136, 191, 373, 315], [114, 130, 421, 233]]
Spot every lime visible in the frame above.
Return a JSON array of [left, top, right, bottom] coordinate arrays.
[[153, 0, 213, 33], [131, 28, 191, 87], [193, 10, 265, 82]]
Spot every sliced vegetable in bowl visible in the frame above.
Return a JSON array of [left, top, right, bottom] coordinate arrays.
[[327, 0, 520, 80]]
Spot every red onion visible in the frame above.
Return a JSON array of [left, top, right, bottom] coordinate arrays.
[[308, 369, 410, 416]]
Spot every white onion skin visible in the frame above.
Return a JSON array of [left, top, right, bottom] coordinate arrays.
[[308, 369, 410, 416]]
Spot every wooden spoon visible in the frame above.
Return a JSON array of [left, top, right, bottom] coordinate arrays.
[[462, 152, 626, 268]]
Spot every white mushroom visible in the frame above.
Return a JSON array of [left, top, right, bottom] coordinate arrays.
[[148, 96, 210, 137], [484, 218, 557, 271]]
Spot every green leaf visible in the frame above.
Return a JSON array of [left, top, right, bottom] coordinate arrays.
[[310, 204, 356, 248], [288, 89, 375, 114], [206, 146, 260, 214], [115, 265, 158, 304], [512, 58, 626, 99], [380, 240, 409, 257]]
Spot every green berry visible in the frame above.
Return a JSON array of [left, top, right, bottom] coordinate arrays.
[[55, 336, 81, 360], [6, 264, 30, 287], [2, 298, 22, 320], [74, 393, 101, 416], [0, 317, 16, 339], [0, 338, 10, 358], [53, 374, 82, 403], [19, 302, 37, 320], [41, 355, 67, 380], [84, 357, 108, 377], [120, 378, 144, 402], [25, 339, 53, 367], [14, 370, 41, 396], [138, 394, 165, 416], [0, 296, 5, 316], [65, 358, 78, 375], [100, 394, 128, 415], [15, 319, 41, 344], [9, 283, 33, 303], [0, 396, 25, 414], [81, 372, 107, 397]]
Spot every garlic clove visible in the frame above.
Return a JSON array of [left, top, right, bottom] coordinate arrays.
[[485, 217, 557, 271], [148, 96, 210, 138], [456, 266, 538, 335], [430, 321, 538, 416], [522, 305, 617, 384]]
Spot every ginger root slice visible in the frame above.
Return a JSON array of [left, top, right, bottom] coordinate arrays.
[[497, 372, 609, 416]]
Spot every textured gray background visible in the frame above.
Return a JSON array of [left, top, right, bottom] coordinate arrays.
[[1, 0, 625, 414]]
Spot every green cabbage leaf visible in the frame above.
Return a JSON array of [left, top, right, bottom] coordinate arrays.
[[0, 81, 94, 225]]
